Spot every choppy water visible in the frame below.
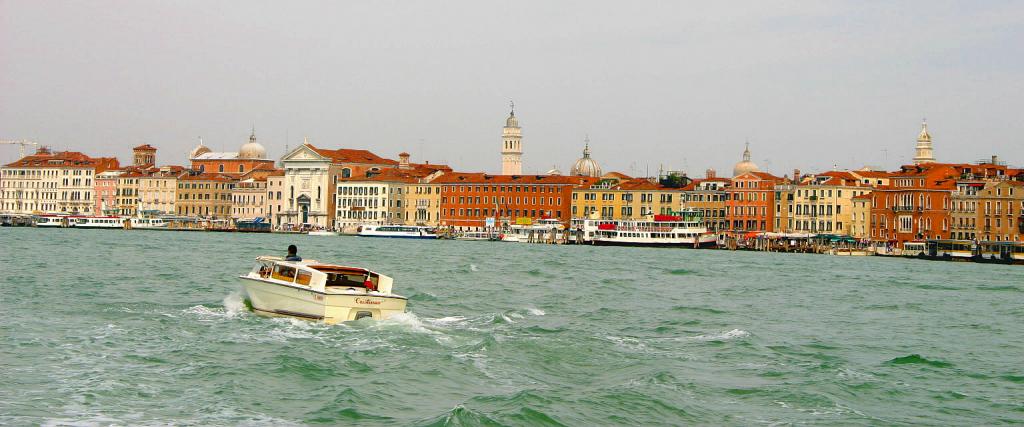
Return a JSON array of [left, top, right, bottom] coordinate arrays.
[[1, 228, 1023, 426]]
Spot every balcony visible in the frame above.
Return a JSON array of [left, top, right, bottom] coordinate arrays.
[[893, 206, 915, 212]]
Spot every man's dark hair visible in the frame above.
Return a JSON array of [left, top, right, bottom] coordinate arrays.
[[288, 244, 297, 255]]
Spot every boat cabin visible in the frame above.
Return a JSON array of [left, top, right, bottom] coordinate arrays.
[[252, 256, 394, 294]]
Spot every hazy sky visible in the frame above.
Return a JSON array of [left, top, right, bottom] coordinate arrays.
[[2, 1, 1022, 177]]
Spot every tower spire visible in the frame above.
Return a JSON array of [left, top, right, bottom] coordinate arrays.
[[913, 119, 935, 164]]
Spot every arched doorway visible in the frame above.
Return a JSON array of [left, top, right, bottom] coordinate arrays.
[[297, 194, 311, 224]]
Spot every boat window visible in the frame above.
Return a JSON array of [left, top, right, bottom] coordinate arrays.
[[273, 265, 297, 282], [355, 311, 373, 320], [326, 273, 369, 287], [295, 270, 312, 286]]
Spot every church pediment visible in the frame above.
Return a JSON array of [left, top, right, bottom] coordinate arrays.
[[283, 145, 327, 162]]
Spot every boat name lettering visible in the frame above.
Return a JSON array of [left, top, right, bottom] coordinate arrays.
[[355, 298, 383, 305]]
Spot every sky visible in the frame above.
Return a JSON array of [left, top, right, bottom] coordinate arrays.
[[1, 1, 1022, 177]]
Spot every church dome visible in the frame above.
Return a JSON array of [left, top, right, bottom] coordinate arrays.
[[732, 143, 760, 177], [189, 139, 211, 159], [570, 140, 602, 177], [239, 131, 267, 159], [546, 166, 563, 176]]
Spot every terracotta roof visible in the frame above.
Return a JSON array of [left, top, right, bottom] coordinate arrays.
[[851, 170, 892, 178], [4, 151, 119, 171], [853, 193, 873, 200], [734, 171, 784, 182], [435, 172, 599, 186], [179, 173, 237, 182], [603, 171, 632, 179], [133, 144, 157, 151], [307, 144, 398, 165], [341, 167, 437, 184], [609, 178, 666, 191]]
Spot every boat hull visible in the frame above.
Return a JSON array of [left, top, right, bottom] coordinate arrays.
[[239, 277, 407, 324], [592, 239, 718, 248]]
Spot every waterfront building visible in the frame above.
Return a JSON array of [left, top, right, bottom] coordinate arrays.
[[773, 172, 872, 235], [265, 169, 286, 228], [335, 167, 443, 229], [974, 180, 1024, 242], [175, 173, 236, 219], [438, 173, 597, 230], [726, 171, 784, 232], [0, 148, 119, 214], [138, 166, 186, 216], [851, 193, 872, 239], [680, 171, 731, 232], [868, 164, 957, 246], [569, 138, 602, 177], [571, 177, 681, 220], [278, 142, 399, 228], [188, 131, 274, 176], [115, 169, 148, 217], [912, 120, 936, 165], [849, 169, 893, 187], [94, 169, 123, 215], [231, 177, 268, 223], [501, 105, 522, 175]]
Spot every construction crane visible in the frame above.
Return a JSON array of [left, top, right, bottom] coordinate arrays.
[[0, 139, 40, 158]]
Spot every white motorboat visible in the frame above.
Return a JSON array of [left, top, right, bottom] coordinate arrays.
[[308, 230, 339, 236], [357, 225, 438, 239], [239, 256, 407, 324], [129, 217, 168, 230], [74, 216, 125, 229], [500, 218, 564, 243]]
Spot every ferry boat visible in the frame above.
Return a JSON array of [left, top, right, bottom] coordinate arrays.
[[921, 239, 975, 261], [455, 231, 498, 241], [35, 214, 72, 227], [239, 256, 407, 323], [974, 241, 1024, 264], [500, 218, 565, 243], [74, 216, 125, 229], [588, 211, 717, 248], [129, 217, 168, 230], [357, 225, 438, 239]]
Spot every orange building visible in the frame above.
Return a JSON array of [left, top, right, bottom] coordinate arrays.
[[869, 164, 958, 246], [437, 173, 598, 230], [726, 171, 784, 232], [188, 132, 274, 176]]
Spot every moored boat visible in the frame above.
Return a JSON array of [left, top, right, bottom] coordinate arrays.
[[74, 216, 125, 229], [129, 217, 168, 230], [239, 256, 407, 324], [35, 214, 72, 227], [455, 231, 499, 241], [587, 210, 717, 248], [357, 225, 438, 239], [500, 218, 564, 243]]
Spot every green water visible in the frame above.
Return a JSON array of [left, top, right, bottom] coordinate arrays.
[[1, 228, 1023, 426]]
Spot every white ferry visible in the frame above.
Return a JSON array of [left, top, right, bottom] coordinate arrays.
[[36, 214, 72, 227], [74, 216, 125, 229], [129, 217, 168, 230], [455, 231, 498, 241], [587, 211, 717, 248], [357, 225, 439, 239], [239, 256, 407, 324], [500, 218, 564, 243]]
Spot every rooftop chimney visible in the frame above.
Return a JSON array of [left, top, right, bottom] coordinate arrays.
[[398, 152, 411, 169], [705, 168, 716, 179], [793, 169, 801, 182]]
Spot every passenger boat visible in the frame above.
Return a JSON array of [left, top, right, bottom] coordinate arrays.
[[900, 241, 927, 257], [920, 239, 975, 261], [455, 231, 498, 241], [129, 217, 168, 230], [357, 225, 438, 239], [500, 218, 564, 243], [308, 230, 339, 236], [74, 216, 125, 229], [35, 214, 72, 227], [239, 256, 407, 323], [584, 210, 717, 248], [974, 241, 1024, 264]]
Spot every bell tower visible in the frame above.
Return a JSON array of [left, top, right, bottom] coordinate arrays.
[[501, 101, 522, 175], [913, 119, 936, 165]]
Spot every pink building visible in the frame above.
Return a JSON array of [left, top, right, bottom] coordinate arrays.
[[94, 170, 121, 215]]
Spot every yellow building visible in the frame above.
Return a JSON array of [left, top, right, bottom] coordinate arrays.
[[176, 173, 236, 219], [680, 177, 731, 232], [403, 180, 443, 226], [0, 149, 119, 214], [116, 170, 146, 217], [231, 177, 268, 222], [773, 172, 873, 235], [976, 180, 1024, 242], [571, 178, 681, 220], [850, 193, 872, 239], [138, 166, 186, 215]]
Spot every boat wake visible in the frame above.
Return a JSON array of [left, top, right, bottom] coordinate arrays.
[[691, 329, 751, 341]]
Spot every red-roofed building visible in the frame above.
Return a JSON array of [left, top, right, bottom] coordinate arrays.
[[868, 164, 961, 246], [680, 177, 732, 232], [726, 171, 784, 232], [571, 177, 683, 221], [176, 173, 238, 219], [438, 173, 598, 230], [132, 144, 157, 167], [334, 167, 445, 228], [1, 148, 120, 214], [773, 171, 875, 235]]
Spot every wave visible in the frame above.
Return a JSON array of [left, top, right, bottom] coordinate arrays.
[[692, 329, 750, 341], [885, 354, 953, 368]]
